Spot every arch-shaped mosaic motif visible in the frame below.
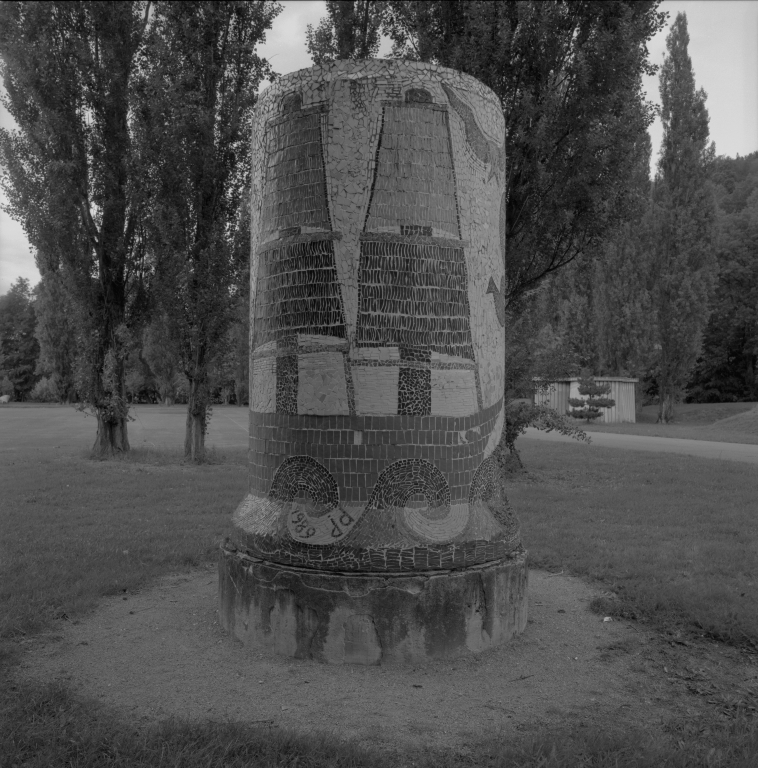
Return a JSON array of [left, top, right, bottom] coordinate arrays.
[[468, 455, 498, 504], [367, 459, 450, 510], [270, 455, 339, 509]]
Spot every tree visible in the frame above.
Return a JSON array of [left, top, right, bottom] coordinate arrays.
[[0, 277, 39, 400], [551, 132, 656, 382], [650, 12, 717, 423], [142, 314, 183, 406], [503, 400, 590, 470], [33, 270, 79, 403], [686, 153, 758, 402], [0, 1, 153, 455], [567, 374, 616, 423], [381, 0, 666, 305], [507, 135, 656, 431], [138, 0, 280, 461], [538, 209, 658, 386], [306, 1, 384, 64]]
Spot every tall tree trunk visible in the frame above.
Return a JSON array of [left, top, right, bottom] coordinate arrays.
[[657, 381, 676, 423], [185, 374, 208, 462], [93, 411, 130, 456], [634, 380, 644, 420]]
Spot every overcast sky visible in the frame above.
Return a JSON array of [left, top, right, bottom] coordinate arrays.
[[1, 0, 756, 295]]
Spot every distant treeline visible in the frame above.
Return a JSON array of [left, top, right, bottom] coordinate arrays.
[[0, 275, 249, 407], [511, 151, 758, 408]]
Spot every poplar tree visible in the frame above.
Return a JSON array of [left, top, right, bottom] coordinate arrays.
[[306, 0, 384, 63], [378, 0, 666, 304], [34, 270, 79, 403], [0, 277, 39, 400], [651, 12, 716, 422], [541, 133, 656, 382], [0, 1, 152, 454], [687, 153, 758, 402], [137, 0, 279, 461]]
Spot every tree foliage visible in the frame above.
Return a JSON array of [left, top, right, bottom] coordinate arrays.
[[650, 11, 717, 422], [141, 314, 184, 406], [380, 0, 666, 304], [33, 270, 79, 402], [538, 212, 657, 387], [0, 0, 152, 454], [136, 0, 279, 461], [502, 400, 590, 470], [0, 277, 39, 400], [306, 0, 384, 63], [511, 132, 655, 425], [687, 153, 758, 402], [567, 375, 616, 423]]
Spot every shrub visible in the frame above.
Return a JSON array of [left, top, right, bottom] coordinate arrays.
[[502, 400, 590, 469], [29, 376, 59, 403]]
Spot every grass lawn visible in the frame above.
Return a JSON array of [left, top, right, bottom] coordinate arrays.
[[510, 439, 758, 647], [0, 446, 247, 640], [581, 402, 758, 445], [2, 438, 758, 766]]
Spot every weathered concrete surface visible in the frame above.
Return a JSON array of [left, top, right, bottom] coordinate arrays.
[[219, 545, 528, 664]]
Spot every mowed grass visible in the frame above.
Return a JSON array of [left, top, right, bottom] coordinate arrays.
[[0, 447, 247, 640], [582, 401, 758, 445], [510, 439, 758, 647], [2, 437, 758, 766]]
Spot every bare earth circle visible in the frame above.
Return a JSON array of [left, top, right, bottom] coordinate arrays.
[[17, 566, 744, 752]]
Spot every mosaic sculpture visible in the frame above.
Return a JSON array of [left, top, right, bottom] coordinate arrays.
[[219, 60, 527, 664]]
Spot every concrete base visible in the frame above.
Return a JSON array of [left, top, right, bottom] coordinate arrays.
[[218, 545, 528, 664]]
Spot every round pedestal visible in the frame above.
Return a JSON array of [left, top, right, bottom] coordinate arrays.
[[218, 544, 528, 664]]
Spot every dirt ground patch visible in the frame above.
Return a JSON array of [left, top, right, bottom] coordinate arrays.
[[16, 565, 758, 753]]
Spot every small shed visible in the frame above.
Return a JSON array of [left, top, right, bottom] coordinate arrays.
[[534, 377, 639, 423]]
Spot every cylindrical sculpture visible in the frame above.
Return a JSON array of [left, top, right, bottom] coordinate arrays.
[[219, 60, 527, 663]]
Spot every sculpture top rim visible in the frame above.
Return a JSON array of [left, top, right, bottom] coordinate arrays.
[[256, 58, 503, 112]]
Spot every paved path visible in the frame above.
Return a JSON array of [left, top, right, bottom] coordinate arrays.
[[522, 427, 758, 465]]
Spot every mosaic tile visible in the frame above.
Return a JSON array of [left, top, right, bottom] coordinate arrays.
[[253, 240, 346, 347], [367, 458, 450, 510], [297, 351, 350, 415], [352, 365, 399, 415], [238, 60, 513, 573], [270, 454, 339, 508], [250, 356, 276, 413], [355, 240, 474, 359], [469, 455, 497, 503], [275, 353, 298, 414], [441, 82, 504, 180], [430, 368, 478, 416]]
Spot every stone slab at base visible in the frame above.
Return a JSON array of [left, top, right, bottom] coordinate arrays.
[[218, 545, 528, 664]]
